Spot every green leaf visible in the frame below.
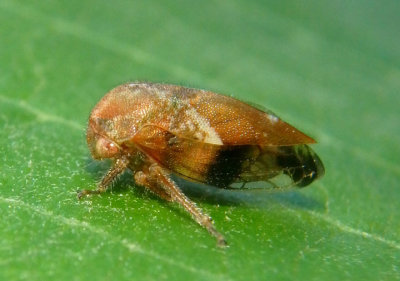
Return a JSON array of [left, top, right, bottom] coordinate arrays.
[[1, 0, 399, 280]]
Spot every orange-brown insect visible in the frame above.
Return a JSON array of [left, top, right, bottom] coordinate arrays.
[[78, 82, 324, 246]]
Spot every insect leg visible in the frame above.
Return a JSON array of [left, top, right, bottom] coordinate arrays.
[[77, 156, 129, 199], [134, 170, 173, 201], [143, 163, 227, 247]]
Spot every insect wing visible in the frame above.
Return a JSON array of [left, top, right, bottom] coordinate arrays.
[[121, 83, 316, 146], [230, 145, 324, 190], [129, 125, 323, 189], [130, 124, 222, 183], [176, 87, 316, 146]]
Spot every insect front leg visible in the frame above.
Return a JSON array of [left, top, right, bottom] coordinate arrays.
[[77, 156, 130, 199], [137, 163, 227, 247]]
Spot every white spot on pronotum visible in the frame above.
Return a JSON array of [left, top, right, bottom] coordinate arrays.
[[268, 114, 279, 124], [186, 108, 223, 145]]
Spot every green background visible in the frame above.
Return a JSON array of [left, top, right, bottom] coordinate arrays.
[[1, 0, 399, 280]]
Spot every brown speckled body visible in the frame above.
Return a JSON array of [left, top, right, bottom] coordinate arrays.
[[80, 82, 325, 246]]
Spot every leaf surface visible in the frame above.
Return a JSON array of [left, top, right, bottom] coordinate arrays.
[[1, 1, 399, 280]]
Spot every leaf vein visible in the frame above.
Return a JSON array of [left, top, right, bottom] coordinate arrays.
[[286, 207, 400, 250], [0, 196, 223, 279]]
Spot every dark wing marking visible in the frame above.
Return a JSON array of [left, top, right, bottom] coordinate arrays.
[[230, 145, 325, 189], [129, 125, 324, 189]]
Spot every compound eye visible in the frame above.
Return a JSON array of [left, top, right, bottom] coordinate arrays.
[[95, 137, 120, 159]]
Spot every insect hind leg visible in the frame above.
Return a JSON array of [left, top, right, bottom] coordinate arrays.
[[134, 170, 173, 201], [138, 163, 227, 247]]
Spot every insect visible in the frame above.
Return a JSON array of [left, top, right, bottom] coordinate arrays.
[[78, 82, 325, 246]]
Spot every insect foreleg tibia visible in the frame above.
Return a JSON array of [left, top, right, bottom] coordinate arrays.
[[143, 163, 227, 247], [77, 156, 129, 199]]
